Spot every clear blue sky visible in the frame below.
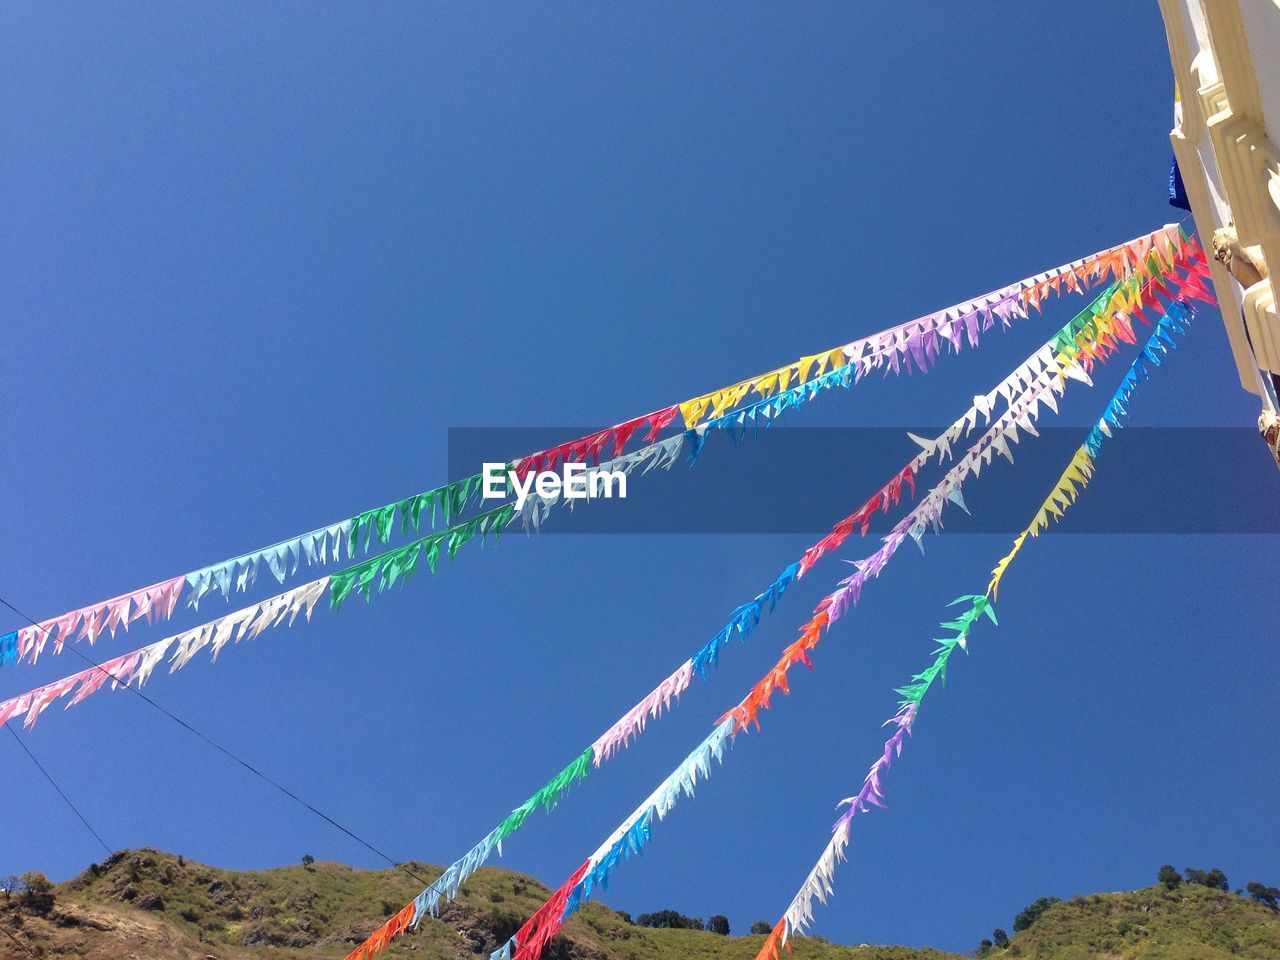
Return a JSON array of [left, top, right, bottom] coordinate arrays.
[[3, 3, 1278, 954]]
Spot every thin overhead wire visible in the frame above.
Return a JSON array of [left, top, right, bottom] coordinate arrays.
[[6, 722, 112, 858], [0, 595, 431, 889]]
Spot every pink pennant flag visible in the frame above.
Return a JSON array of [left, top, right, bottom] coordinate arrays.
[[21, 575, 188, 666]]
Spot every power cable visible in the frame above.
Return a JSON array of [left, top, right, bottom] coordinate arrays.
[[0, 596, 431, 888], [5, 722, 112, 858]]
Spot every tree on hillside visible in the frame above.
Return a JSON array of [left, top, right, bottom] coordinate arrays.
[[992, 928, 1010, 949], [1205, 868, 1230, 891], [0, 876, 20, 901], [301, 854, 315, 870], [1013, 896, 1062, 932], [1185, 867, 1229, 891], [750, 921, 773, 935], [707, 915, 730, 936], [635, 909, 704, 930], [976, 938, 993, 956], [19, 873, 54, 914], [1247, 882, 1279, 910], [1157, 865, 1182, 890]]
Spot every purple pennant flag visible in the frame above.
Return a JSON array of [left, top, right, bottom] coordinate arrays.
[[886, 348, 900, 376], [905, 331, 928, 372], [923, 327, 941, 363]]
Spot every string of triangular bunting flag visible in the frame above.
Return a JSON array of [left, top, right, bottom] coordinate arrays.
[[339, 291, 1138, 960], [751, 279, 1208, 960], [338, 247, 1209, 960], [0, 264, 1152, 735], [0, 227, 1191, 670], [450, 261, 1209, 960]]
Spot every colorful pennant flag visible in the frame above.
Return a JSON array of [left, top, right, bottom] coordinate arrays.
[[1, 228, 1190, 669], [0, 237, 1203, 739], [0, 236, 1206, 960], [0, 579, 330, 728], [752, 282, 1209, 960], [337, 254, 1195, 960], [753, 595, 995, 960], [457, 258, 1208, 960], [672, 225, 1187, 429]]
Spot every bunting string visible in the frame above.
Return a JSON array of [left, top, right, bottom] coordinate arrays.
[[484, 721, 738, 960], [334, 258, 1187, 960], [720, 364, 1074, 735], [0, 579, 330, 728], [729, 238, 1211, 736], [670, 225, 1187, 429], [1, 227, 1190, 669], [985, 291, 1213, 594], [0, 239, 1203, 736], [754, 595, 995, 960], [479, 441, 1012, 960], [344, 242, 1208, 960], [0, 233, 1205, 960], [752, 281, 1210, 960], [457, 256, 1210, 960]]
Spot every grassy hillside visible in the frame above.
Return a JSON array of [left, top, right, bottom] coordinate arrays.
[[1, 848, 1276, 960], [3, 849, 956, 960], [997, 884, 1280, 960]]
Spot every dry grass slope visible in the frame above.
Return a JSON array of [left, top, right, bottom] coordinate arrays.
[[2, 849, 1276, 960]]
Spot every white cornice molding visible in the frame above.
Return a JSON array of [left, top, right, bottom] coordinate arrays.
[[1159, 1, 1261, 392], [1243, 278, 1280, 373], [1203, 1, 1266, 126], [1207, 109, 1280, 244], [1159, 0, 1280, 393]]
